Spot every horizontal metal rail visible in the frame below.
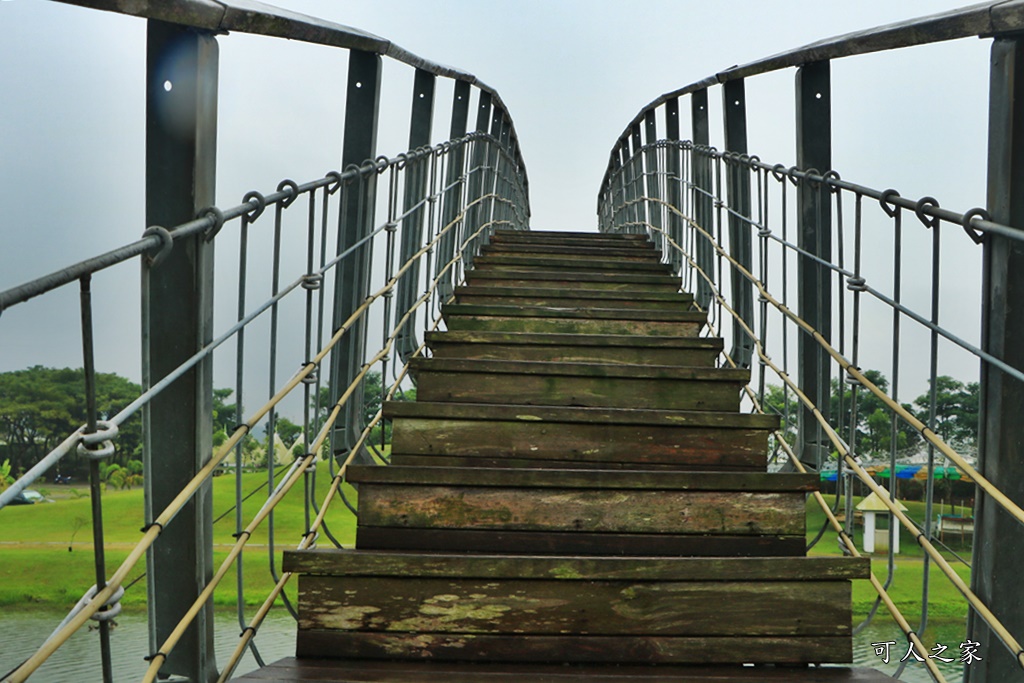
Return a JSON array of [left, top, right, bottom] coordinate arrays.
[[607, 0, 1024, 182], [51, 0, 522, 157]]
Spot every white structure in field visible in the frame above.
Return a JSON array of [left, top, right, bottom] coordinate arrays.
[[857, 490, 908, 554]]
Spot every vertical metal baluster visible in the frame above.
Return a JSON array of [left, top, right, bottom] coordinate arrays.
[[713, 153, 724, 350], [919, 199, 942, 640], [267, 180, 296, 618], [424, 148, 439, 341], [79, 275, 113, 683], [233, 196, 252, 642], [847, 193, 864, 540], [779, 173, 790, 448], [757, 166, 770, 408], [885, 195, 903, 651], [303, 188, 318, 538], [380, 165, 399, 457]]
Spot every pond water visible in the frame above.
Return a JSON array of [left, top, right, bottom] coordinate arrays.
[[0, 609, 974, 682]]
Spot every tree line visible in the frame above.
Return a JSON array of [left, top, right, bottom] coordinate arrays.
[[764, 370, 980, 460], [0, 366, 410, 486]]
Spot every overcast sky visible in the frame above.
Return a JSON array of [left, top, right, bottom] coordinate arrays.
[[0, 0, 996, 407]]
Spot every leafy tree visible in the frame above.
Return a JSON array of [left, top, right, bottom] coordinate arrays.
[[0, 366, 142, 478], [763, 369, 922, 459], [309, 372, 416, 449], [913, 376, 979, 454], [212, 388, 237, 434]]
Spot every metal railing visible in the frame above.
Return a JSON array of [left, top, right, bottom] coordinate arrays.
[[599, 5, 1024, 680], [0, 2, 527, 681]]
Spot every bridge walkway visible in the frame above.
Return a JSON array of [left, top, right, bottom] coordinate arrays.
[[234, 230, 892, 682]]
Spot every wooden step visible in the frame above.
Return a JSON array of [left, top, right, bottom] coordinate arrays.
[[284, 551, 868, 665], [233, 658, 899, 682], [466, 268, 681, 292], [492, 230, 653, 246], [442, 303, 705, 337], [472, 254, 672, 274], [482, 243, 663, 259], [426, 330, 720, 366], [386, 401, 775, 470], [410, 358, 748, 411], [454, 285, 693, 311], [350, 466, 812, 556]]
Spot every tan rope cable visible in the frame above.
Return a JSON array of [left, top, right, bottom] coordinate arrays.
[[635, 193, 1024, 529], [142, 331, 403, 681], [694, 292, 948, 683], [213, 216, 515, 680], [10, 206, 491, 681], [183, 217, 509, 680], [216, 348, 430, 682], [630, 214, 1024, 671]]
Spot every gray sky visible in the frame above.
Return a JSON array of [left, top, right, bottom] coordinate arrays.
[[0, 0, 994, 407]]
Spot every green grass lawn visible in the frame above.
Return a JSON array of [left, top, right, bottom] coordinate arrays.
[[805, 495, 973, 622], [1, 476, 973, 627], [0, 460, 358, 610]]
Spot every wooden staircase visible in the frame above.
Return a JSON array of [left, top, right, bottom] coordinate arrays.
[[251, 230, 893, 682]]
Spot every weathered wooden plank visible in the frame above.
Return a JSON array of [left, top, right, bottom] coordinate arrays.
[[472, 255, 672, 273], [428, 339, 717, 366], [234, 657, 899, 681], [347, 466, 813, 491], [295, 632, 852, 665], [388, 454, 759, 471], [356, 527, 807, 557], [465, 269, 681, 292], [443, 303, 705, 322], [443, 314, 702, 337], [481, 244, 663, 259], [296, 576, 851, 636], [492, 229, 652, 242], [453, 286, 694, 311], [384, 401, 773, 428], [426, 329, 719, 349], [389, 417, 770, 464], [387, 397, 770, 471], [283, 551, 871, 581], [356, 485, 807, 535], [412, 361, 747, 412], [410, 357, 748, 380]]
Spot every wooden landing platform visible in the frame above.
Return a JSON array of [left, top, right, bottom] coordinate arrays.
[[233, 658, 897, 682]]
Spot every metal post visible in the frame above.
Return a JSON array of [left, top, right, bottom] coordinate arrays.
[[968, 36, 1024, 683], [396, 68, 435, 364], [795, 60, 832, 469], [437, 80, 471, 300], [618, 137, 633, 233], [722, 78, 755, 368], [462, 91, 491, 263], [644, 109, 663, 248], [630, 123, 645, 234], [665, 97, 684, 272], [143, 20, 218, 682], [691, 88, 714, 308], [329, 50, 381, 460]]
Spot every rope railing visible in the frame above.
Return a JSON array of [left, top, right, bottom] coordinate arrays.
[[669, 235, 949, 683], [601, 143, 1024, 677], [1, 128, 526, 681]]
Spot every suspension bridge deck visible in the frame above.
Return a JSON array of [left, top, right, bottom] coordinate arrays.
[[235, 230, 891, 682]]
